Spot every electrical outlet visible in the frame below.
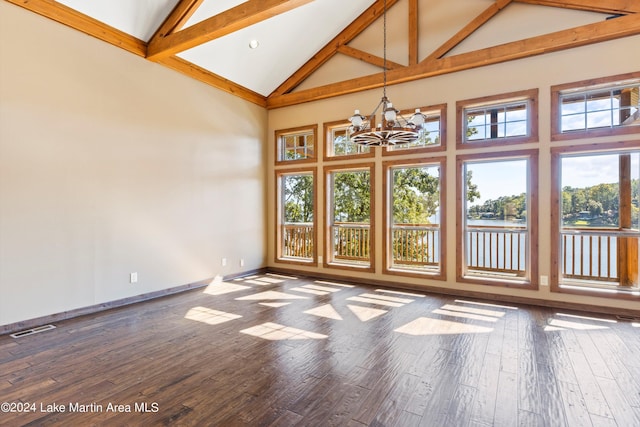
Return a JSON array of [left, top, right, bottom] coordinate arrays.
[[540, 275, 548, 286], [221, 258, 227, 267], [240, 259, 245, 267], [130, 272, 138, 283]]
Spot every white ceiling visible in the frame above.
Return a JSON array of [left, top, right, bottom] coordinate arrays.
[[56, 0, 377, 96]]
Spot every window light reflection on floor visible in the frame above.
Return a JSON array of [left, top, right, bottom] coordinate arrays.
[[203, 281, 251, 296], [555, 313, 617, 323], [432, 308, 500, 323], [440, 304, 505, 318], [240, 322, 327, 341], [359, 293, 414, 304], [314, 280, 354, 288], [184, 307, 242, 325], [375, 289, 426, 298], [394, 317, 493, 336], [454, 299, 518, 310], [289, 287, 329, 296], [545, 318, 610, 331], [346, 296, 404, 307], [235, 290, 308, 301]]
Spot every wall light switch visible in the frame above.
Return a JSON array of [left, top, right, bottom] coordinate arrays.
[[540, 275, 548, 286]]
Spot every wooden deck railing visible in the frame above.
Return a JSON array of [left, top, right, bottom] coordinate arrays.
[[466, 225, 527, 276], [560, 227, 639, 283], [282, 223, 313, 259], [332, 223, 370, 262], [391, 224, 439, 268]]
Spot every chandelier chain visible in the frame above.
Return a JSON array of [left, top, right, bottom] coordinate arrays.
[[383, 0, 387, 99]]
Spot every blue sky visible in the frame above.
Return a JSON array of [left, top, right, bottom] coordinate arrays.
[[466, 152, 640, 206]]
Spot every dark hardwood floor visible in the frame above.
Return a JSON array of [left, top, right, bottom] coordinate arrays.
[[1, 273, 639, 426]]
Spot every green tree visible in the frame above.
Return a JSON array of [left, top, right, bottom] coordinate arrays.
[[283, 174, 313, 223]]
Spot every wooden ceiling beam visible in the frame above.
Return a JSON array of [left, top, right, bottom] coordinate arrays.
[[270, 0, 401, 97], [425, 0, 512, 62], [336, 45, 404, 70], [266, 13, 640, 109], [5, 0, 147, 56], [148, 0, 206, 44], [146, 0, 313, 61], [513, 0, 640, 14], [408, 0, 419, 65]]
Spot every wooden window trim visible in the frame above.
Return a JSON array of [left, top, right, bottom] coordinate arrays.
[[382, 157, 447, 280], [456, 149, 539, 289], [323, 162, 375, 273], [550, 141, 640, 301], [456, 89, 539, 149], [323, 119, 375, 161], [275, 167, 318, 266], [382, 104, 448, 156], [275, 124, 318, 165], [550, 72, 640, 142]]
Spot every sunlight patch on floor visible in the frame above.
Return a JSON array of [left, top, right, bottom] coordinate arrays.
[[440, 304, 506, 318], [347, 296, 404, 307], [375, 289, 426, 298], [236, 291, 308, 301], [394, 317, 493, 336], [304, 284, 343, 292], [240, 322, 327, 341], [267, 273, 299, 280], [259, 302, 292, 308], [184, 307, 242, 325], [289, 287, 329, 296], [304, 304, 343, 320], [432, 309, 499, 323], [348, 304, 387, 322], [359, 293, 414, 304], [555, 313, 617, 323], [314, 280, 355, 288], [632, 322, 639, 328], [545, 318, 610, 331], [454, 299, 518, 310], [203, 282, 251, 296]]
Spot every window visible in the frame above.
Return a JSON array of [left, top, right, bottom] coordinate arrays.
[[384, 104, 447, 155], [325, 164, 374, 271], [457, 151, 539, 288], [551, 144, 640, 297], [457, 89, 538, 148], [324, 120, 373, 160], [384, 158, 446, 278], [275, 125, 317, 164], [551, 72, 640, 141], [276, 169, 316, 264]]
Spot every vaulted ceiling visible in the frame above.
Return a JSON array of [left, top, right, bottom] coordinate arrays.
[[6, 0, 640, 108]]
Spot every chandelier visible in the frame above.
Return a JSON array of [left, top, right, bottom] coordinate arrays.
[[348, 0, 427, 146]]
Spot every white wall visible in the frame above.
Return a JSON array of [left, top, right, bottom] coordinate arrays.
[[0, 3, 267, 326], [267, 13, 640, 312]]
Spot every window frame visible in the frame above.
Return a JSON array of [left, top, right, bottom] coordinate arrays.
[[383, 104, 447, 156], [551, 72, 640, 142], [456, 89, 539, 149], [383, 156, 446, 279], [324, 162, 375, 272], [456, 149, 539, 289], [275, 124, 318, 165], [323, 119, 375, 161], [275, 167, 318, 266], [550, 141, 640, 300]]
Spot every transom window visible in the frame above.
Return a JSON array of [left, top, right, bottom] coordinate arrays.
[[457, 89, 538, 148], [384, 104, 447, 155], [551, 72, 640, 141], [276, 125, 316, 163], [324, 120, 372, 159]]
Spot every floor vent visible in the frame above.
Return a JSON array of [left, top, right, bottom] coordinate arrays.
[[10, 324, 56, 338], [616, 315, 640, 322]]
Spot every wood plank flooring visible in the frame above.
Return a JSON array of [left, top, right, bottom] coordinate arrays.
[[1, 273, 639, 426]]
